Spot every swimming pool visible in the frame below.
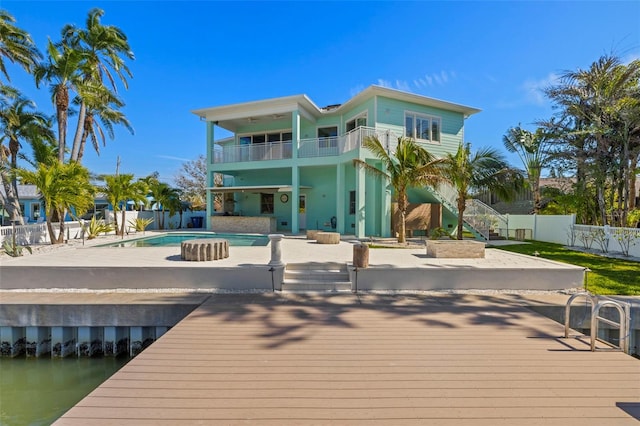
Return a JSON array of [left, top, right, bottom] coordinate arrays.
[[99, 232, 270, 247]]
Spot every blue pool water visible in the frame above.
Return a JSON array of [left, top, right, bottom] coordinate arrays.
[[100, 232, 270, 247]]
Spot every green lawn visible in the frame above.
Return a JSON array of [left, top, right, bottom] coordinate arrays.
[[489, 241, 640, 296]]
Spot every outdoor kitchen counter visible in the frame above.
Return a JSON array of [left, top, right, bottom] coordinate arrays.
[[209, 215, 276, 233]]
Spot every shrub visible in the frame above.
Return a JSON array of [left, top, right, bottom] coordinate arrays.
[[86, 217, 114, 239], [128, 217, 154, 233]]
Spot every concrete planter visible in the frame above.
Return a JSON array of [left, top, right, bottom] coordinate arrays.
[[426, 240, 485, 258]]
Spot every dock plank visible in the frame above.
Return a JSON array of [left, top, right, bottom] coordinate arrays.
[[54, 293, 640, 425]]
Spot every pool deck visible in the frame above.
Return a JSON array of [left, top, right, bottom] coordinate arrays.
[[0, 233, 585, 291], [51, 292, 640, 425]]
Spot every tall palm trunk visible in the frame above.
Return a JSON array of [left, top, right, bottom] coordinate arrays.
[[52, 208, 65, 244], [70, 101, 86, 162], [456, 194, 466, 240], [55, 86, 69, 163], [397, 188, 407, 244], [77, 113, 93, 163], [630, 156, 638, 211], [0, 169, 24, 224]]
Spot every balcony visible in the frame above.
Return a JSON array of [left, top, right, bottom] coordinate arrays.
[[212, 127, 394, 164]]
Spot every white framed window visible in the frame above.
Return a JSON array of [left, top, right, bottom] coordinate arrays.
[[238, 130, 292, 145], [404, 112, 441, 143], [346, 112, 367, 132], [317, 126, 338, 148]]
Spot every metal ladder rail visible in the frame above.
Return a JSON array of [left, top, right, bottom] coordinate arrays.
[[564, 292, 631, 354], [564, 292, 596, 338], [591, 300, 630, 354]]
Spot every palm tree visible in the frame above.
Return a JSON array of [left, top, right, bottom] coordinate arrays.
[[441, 143, 522, 240], [545, 55, 640, 226], [0, 90, 54, 224], [34, 41, 86, 163], [0, 10, 41, 81], [61, 8, 134, 162], [18, 161, 95, 244], [144, 176, 182, 230], [354, 136, 444, 243], [72, 83, 133, 162], [102, 173, 147, 236], [502, 126, 552, 214]]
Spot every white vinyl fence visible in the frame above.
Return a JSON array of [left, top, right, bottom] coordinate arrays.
[[104, 210, 206, 231], [1, 210, 207, 246], [498, 214, 640, 258], [0, 220, 88, 245]]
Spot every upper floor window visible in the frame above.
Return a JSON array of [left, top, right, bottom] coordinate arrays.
[[317, 126, 338, 148], [239, 131, 292, 145], [404, 112, 441, 143], [346, 114, 367, 132]]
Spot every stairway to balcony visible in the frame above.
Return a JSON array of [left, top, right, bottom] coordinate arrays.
[[427, 183, 508, 241]]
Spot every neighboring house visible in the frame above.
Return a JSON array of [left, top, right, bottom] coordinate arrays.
[[0, 184, 110, 226], [0, 184, 43, 225], [193, 85, 480, 237]]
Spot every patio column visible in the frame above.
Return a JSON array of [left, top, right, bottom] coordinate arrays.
[[291, 110, 300, 159], [381, 183, 391, 238], [206, 121, 215, 230], [291, 166, 299, 234], [336, 163, 345, 234], [355, 165, 366, 238]]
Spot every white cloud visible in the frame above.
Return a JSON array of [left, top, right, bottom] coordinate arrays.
[[349, 84, 365, 97], [395, 79, 411, 92], [362, 70, 457, 95], [156, 155, 191, 162], [376, 78, 393, 88], [521, 73, 560, 106]]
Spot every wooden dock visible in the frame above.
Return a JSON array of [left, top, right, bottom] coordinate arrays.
[[54, 293, 640, 425]]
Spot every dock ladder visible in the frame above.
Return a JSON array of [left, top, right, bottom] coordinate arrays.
[[564, 291, 631, 354]]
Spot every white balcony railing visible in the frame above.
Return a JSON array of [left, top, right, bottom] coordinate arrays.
[[212, 127, 396, 163], [214, 141, 293, 163]]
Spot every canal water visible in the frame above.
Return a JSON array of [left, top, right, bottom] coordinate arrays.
[[0, 356, 130, 425]]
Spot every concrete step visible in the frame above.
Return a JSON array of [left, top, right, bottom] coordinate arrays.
[[282, 262, 351, 293], [281, 281, 352, 293]]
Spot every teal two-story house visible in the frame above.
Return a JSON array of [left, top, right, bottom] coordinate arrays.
[[193, 85, 480, 238]]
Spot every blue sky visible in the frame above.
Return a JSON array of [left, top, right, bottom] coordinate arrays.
[[3, 1, 640, 183]]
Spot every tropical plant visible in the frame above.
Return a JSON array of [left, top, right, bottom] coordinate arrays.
[[0, 88, 54, 224], [544, 54, 640, 226], [18, 161, 95, 244], [354, 136, 444, 243], [440, 142, 522, 240], [128, 217, 153, 233], [429, 227, 453, 240], [73, 83, 133, 162], [0, 9, 42, 82], [60, 8, 134, 162], [2, 222, 32, 256], [144, 175, 182, 230], [34, 40, 86, 163], [0, 90, 54, 177], [85, 215, 113, 239], [502, 125, 552, 213], [101, 173, 147, 236]]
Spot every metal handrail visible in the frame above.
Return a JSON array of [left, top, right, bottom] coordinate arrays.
[[564, 291, 631, 354], [591, 300, 630, 353], [564, 292, 596, 338]]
